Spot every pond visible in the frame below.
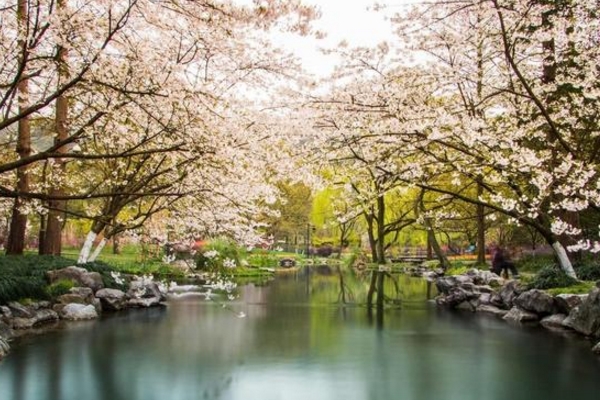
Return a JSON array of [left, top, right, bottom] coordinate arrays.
[[1, 268, 600, 400]]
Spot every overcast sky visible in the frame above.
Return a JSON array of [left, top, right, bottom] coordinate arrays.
[[272, 0, 397, 77]]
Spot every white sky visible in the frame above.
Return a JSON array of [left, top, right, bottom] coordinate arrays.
[[236, 0, 402, 77], [275, 0, 397, 77]]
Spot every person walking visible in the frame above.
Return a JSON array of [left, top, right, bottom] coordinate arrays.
[[491, 246, 519, 279]]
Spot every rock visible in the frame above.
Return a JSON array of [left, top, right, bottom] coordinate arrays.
[[592, 342, 600, 355], [57, 293, 89, 305], [8, 302, 34, 319], [60, 303, 98, 320], [34, 309, 59, 325], [95, 288, 127, 311], [170, 259, 194, 273], [126, 278, 164, 308], [47, 266, 104, 292], [0, 319, 12, 338], [456, 300, 477, 312], [12, 317, 35, 330], [442, 286, 480, 308], [0, 336, 9, 359], [476, 304, 509, 317], [497, 281, 526, 309], [514, 289, 556, 315], [540, 314, 568, 330], [472, 270, 504, 287], [554, 294, 587, 314], [0, 305, 12, 319], [479, 292, 492, 305], [502, 307, 539, 323], [563, 288, 600, 338]]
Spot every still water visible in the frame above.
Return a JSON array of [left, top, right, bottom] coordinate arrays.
[[1, 270, 600, 400]]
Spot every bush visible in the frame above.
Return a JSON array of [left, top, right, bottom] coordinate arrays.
[[46, 279, 75, 298], [574, 262, 600, 281], [528, 266, 578, 290], [516, 254, 556, 273]]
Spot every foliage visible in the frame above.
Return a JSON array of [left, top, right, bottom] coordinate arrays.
[[528, 266, 579, 290], [0, 255, 75, 304], [546, 282, 596, 296], [445, 263, 470, 276], [516, 255, 557, 273], [573, 262, 600, 282], [46, 279, 75, 299]]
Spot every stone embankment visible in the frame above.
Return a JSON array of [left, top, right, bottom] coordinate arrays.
[[0, 266, 168, 360], [429, 268, 600, 354]]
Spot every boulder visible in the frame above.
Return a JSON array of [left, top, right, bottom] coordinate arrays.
[[563, 288, 600, 338], [7, 301, 34, 319], [554, 293, 587, 314], [502, 307, 539, 323], [126, 278, 165, 308], [0, 319, 12, 338], [592, 342, 600, 355], [497, 281, 526, 309], [0, 336, 9, 360], [476, 304, 509, 317], [456, 300, 477, 312], [95, 288, 127, 311], [442, 286, 480, 308], [127, 297, 162, 308], [11, 309, 59, 329], [47, 266, 104, 292], [540, 314, 568, 330], [514, 289, 557, 315], [60, 303, 98, 320]]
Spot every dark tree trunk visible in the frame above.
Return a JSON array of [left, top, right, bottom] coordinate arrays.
[[6, 0, 31, 255]]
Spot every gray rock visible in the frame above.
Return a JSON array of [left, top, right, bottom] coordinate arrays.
[[592, 342, 600, 355], [95, 288, 127, 311], [0, 319, 12, 338], [478, 292, 492, 305], [0, 336, 9, 359], [476, 304, 509, 317], [563, 288, 600, 338], [8, 302, 34, 319], [12, 317, 35, 330], [554, 293, 587, 314], [502, 307, 539, 323], [47, 266, 104, 292], [0, 306, 12, 319], [514, 289, 556, 315], [34, 309, 59, 325], [540, 314, 568, 330], [498, 281, 526, 309], [60, 303, 98, 320], [456, 301, 476, 312]]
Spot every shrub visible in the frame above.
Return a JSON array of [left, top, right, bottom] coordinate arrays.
[[516, 254, 556, 273], [46, 279, 75, 298], [574, 262, 600, 281], [528, 266, 578, 290]]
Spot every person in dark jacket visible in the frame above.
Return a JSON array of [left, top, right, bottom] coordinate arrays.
[[491, 246, 519, 278]]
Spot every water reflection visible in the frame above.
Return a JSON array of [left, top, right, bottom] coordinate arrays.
[[1, 269, 599, 400]]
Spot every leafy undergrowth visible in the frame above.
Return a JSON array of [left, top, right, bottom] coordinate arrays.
[[546, 282, 596, 296]]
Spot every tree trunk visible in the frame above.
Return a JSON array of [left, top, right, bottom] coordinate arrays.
[[552, 241, 577, 279], [476, 183, 486, 265], [89, 238, 108, 262], [41, 0, 69, 255], [6, 0, 31, 255], [78, 231, 98, 264]]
